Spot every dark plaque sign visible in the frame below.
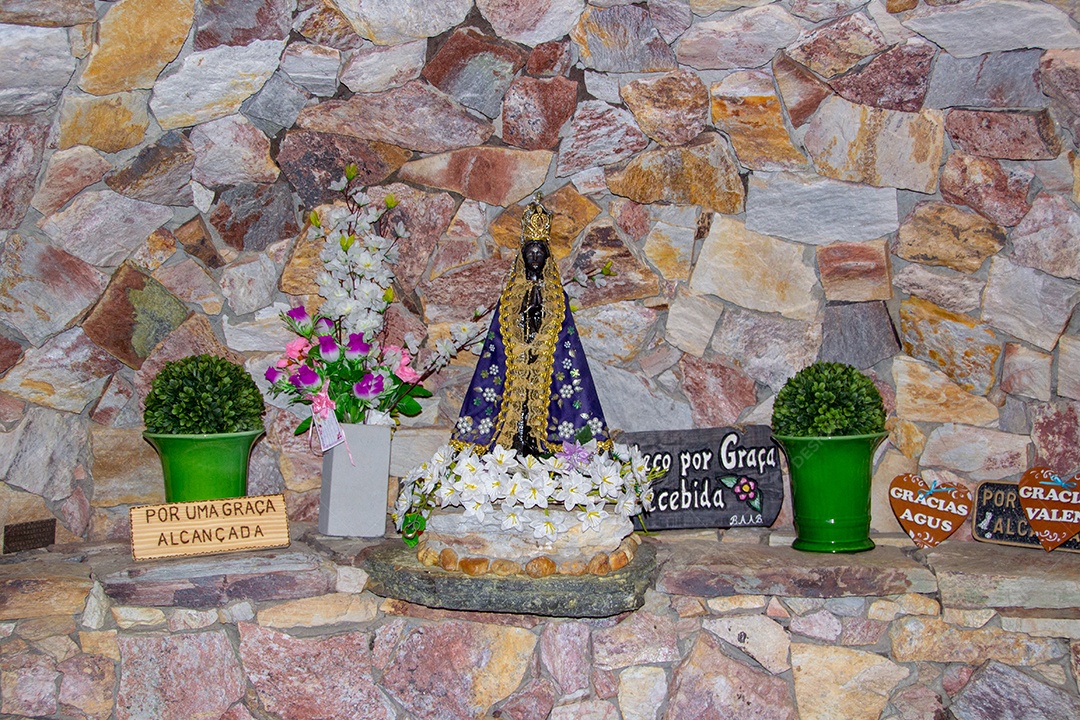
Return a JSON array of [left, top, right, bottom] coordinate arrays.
[[621, 425, 783, 531], [972, 481, 1080, 554], [3, 519, 57, 553]]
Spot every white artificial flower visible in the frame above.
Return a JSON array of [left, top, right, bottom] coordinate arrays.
[[594, 459, 624, 499], [577, 499, 609, 533], [488, 445, 518, 471], [514, 476, 549, 509], [498, 500, 524, 531], [463, 497, 494, 523], [554, 470, 590, 511], [436, 482, 458, 508], [530, 511, 569, 542]]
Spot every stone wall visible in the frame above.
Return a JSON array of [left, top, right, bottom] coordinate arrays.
[[1, 2, 1079, 550], [2, 529, 1080, 719]]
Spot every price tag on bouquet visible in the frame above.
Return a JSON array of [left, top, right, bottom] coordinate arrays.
[[313, 411, 346, 452]]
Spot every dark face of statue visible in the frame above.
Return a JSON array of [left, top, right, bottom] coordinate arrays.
[[522, 241, 549, 276]]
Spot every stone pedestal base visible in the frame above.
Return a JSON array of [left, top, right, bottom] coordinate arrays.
[[359, 540, 658, 618]]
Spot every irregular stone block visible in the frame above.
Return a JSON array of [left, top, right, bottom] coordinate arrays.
[[570, 223, 661, 308], [80, 0, 193, 95], [622, 69, 708, 147], [296, 79, 493, 153], [398, 146, 552, 207], [277, 130, 408, 207], [1060, 334, 1080, 402], [643, 220, 695, 281], [365, 183, 457, 294], [606, 132, 744, 214], [713, 307, 821, 391], [921, 423, 1029, 480], [29, 145, 111, 217], [891, 616, 1064, 665], [900, 297, 1000, 395], [0, 329, 121, 414], [58, 653, 115, 720], [208, 180, 300, 252], [220, 253, 278, 316], [690, 216, 819, 321], [332, 0, 471, 45], [476, 0, 584, 46], [0, 24, 76, 114], [117, 631, 245, 720], [557, 100, 649, 177], [173, 214, 225, 269], [0, 233, 107, 346], [1041, 49, 1080, 141], [541, 621, 590, 695], [501, 75, 578, 150], [82, 262, 191, 369], [339, 40, 426, 93], [0, 116, 48, 229], [925, 48, 1046, 110], [1030, 400, 1080, 475], [191, 114, 279, 188], [898, 200, 1006, 274], [591, 361, 694, 432], [893, 264, 983, 315], [280, 42, 340, 97], [572, 3, 677, 72], [679, 353, 757, 426], [526, 39, 572, 76], [241, 71, 313, 137], [788, 12, 889, 78], [945, 108, 1063, 160], [0, 650, 59, 716], [1010, 193, 1080, 281], [665, 287, 723, 357], [940, 151, 1033, 227], [830, 40, 934, 112], [791, 643, 907, 720], [804, 96, 944, 193], [668, 633, 797, 719], [1000, 342, 1052, 402], [982, 256, 1080, 352], [150, 39, 284, 130], [39, 188, 173, 268], [578, 302, 658, 364], [817, 240, 892, 303], [893, 355, 998, 426], [422, 27, 526, 118], [746, 171, 898, 243], [710, 70, 807, 171], [820, 301, 900, 370], [194, 0, 290, 49], [104, 130, 195, 206], [952, 660, 1080, 718], [773, 52, 832, 128], [675, 5, 801, 70], [0, 0, 95, 26], [0, 556, 92, 621], [381, 619, 536, 717], [58, 91, 150, 153], [902, 0, 1080, 58]]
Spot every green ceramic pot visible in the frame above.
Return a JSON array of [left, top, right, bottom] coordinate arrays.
[[773, 432, 888, 553], [143, 429, 264, 503]]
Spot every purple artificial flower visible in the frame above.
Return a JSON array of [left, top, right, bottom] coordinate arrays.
[[265, 366, 285, 384], [557, 441, 593, 469], [317, 335, 340, 363], [353, 373, 385, 400], [345, 334, 371, 360], [289, 365, 322, 391], [313, 317, 334, 335], [285, 305, 312, 332]]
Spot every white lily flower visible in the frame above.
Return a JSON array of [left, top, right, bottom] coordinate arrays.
[[577, 499, 609, 532]]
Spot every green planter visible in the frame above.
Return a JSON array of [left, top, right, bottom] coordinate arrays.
[[773, 432, 887, 553], [144, 429, 264, 503]]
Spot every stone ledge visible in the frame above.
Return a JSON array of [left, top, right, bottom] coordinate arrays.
[[4, 528, 1080, 618], [655, 538, 937, 598]]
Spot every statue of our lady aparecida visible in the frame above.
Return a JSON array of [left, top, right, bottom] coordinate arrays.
[[394, 196, 655, 578], [451, 196, 611, 457]]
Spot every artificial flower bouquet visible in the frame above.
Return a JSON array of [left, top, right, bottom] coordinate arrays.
[[266, 164, 485, 445], [393, 439, 657, 546]]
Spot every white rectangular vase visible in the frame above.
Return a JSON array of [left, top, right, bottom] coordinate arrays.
[[319, 423, 391, 537]]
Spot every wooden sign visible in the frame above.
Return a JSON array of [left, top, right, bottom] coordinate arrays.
[[889, 474, 971, 549], [621, 426, 783, 531], [129, 494, 290, 561], [1017, 467, 1080, 551], [972, 481, 1080, 554]]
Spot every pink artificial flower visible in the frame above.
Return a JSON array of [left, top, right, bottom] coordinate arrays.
[[385, 345, 421, 383], [285, 337, 311, 361]]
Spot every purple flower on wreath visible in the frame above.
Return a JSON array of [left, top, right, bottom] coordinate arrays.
[[345, 333, 372, 360], [734, 477, 757, 502], [317, 335, 340, 362], [353, 373, 384, 400], [557, 441, 592, 469], [285, 305, 312, 332], [289, 365, 322, 391]]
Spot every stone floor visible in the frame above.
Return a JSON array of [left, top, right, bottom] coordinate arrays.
[[1, 525, 1079, 719]]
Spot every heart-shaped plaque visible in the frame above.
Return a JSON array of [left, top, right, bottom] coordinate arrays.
[[889, 474, 972, 549], [1017, 467, 1080, 551]]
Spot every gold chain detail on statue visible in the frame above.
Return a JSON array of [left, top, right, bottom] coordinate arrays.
[[491, 248, 564, 452]]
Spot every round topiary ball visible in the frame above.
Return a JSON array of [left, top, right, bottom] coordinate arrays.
[[144, 354, 265, 435], [771, 361, 886, 438]]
